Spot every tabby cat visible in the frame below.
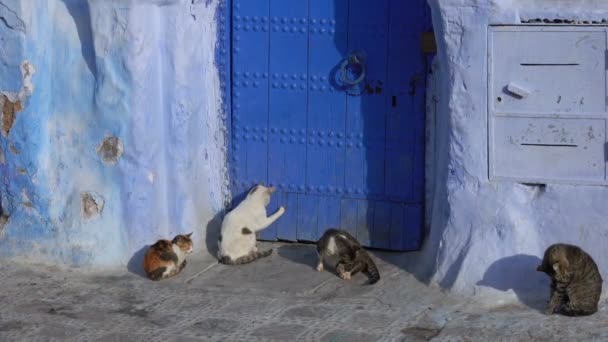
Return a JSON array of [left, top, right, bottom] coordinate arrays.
[[218, 184, 285, 265], [537, 243, 603, 316], [143, 233, 193, 280], [316, 228, 380, 284]]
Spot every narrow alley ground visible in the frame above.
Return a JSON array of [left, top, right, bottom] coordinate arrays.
[[1, 243, 606, 341]]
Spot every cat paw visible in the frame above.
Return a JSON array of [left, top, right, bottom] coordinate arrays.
[[316, 263, 324, 272], [339, 271, 351, 280], [278, 206, 286, 215], [544, 306, 557, 315]]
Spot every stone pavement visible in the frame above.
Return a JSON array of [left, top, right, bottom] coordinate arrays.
[[1, 242, 607, 342]]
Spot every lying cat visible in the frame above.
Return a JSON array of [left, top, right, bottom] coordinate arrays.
[[218, 184, 285, 265], [316, 228, 380, 284], [143, 233, 193, 280], [537, 243, 603, 316]]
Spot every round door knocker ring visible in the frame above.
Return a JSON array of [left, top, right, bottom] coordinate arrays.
[[339, 54, 367, 88]]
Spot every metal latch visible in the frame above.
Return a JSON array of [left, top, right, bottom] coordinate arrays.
[[506, 83, 530, 98], [421, 32, 436, 54]]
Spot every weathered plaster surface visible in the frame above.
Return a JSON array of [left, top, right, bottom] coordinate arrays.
[[422, 0, 608, 300], [0, 0, 225, 266], [4, 0, 607, 306]]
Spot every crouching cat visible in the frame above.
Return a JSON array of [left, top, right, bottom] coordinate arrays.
[[143, 233, 193, 281], [537, 243, 603, 316], [316, 228, 380, 284], [218, 184, 285, 265]]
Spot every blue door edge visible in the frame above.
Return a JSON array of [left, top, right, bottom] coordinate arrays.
[[216, 0, 233, 214]]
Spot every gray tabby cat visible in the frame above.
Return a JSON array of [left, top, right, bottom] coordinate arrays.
[[537, 243, 603, 316], [316, 228, 380, 284]]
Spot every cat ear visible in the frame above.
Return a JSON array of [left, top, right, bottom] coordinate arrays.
[[557, 256, 570, 270], [248, 185, 260, 196], [186, 232, 193, 238], [552, 260, 569, 274]]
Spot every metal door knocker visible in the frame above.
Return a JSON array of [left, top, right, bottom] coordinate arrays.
[[339, 50, 367, 95]]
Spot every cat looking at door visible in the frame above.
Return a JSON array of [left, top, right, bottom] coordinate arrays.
[[218, 184, 285, 265]]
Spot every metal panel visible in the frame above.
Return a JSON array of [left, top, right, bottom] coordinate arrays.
[[345, 0, 388, 201], [266, 0, 308, 240], [491, 29, 606, 113], [385, 0, 429, 205], [489, 26, 608, 185], [340, 198, 358, 239], [316, 196, 341, 239], [306, 0, 348, 242], [372, 201, 391, 250], [232, 0, 269, 194], [297, 194, 318, 242], [492, 117, 606, 182], [231, 0, 430, 250]]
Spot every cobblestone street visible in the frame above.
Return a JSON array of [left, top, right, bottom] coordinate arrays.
[[1, 243, 606, 342]]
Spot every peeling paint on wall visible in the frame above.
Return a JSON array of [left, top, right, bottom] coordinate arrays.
[[0, 95, 21, 137], [0, 213, 9, 237], [0, 60, 35, 137], [81, 192, 104, 220], [96, 136, 123, 165]]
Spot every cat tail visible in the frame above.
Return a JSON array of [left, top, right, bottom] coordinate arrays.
[[366, 260, 380, 285], [218, 249, 273, 265]]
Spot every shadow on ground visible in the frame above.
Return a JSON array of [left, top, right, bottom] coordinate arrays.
[[127, 245, 149, 278], [277, 243, 318, 270], [477, 254, 549, 312]]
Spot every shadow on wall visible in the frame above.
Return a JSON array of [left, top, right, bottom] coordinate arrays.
[[205, 210, 224, 258], [61, 0, 97, 76], [476, 254, 549, 312], [127, 245, 149, 278]]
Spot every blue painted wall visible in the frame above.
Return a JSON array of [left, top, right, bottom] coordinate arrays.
[[0, 0, 227, 266]]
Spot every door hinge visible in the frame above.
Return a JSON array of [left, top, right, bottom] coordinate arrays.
[[421, 31, 436, 54]]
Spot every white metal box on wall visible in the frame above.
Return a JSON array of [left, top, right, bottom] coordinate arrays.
[[488, 26, 608, 184]]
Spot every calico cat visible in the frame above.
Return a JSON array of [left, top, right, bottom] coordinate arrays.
[[316, 228, 380, 284], [143, 233, 193, 280], [218, 184, 285, 265], [537, 243, 603, 316]]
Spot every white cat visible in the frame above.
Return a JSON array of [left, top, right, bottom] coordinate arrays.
[[218, 184, 285, 265]]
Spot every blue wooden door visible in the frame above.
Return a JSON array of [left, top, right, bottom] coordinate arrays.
[[230, 0, 431, 251]]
